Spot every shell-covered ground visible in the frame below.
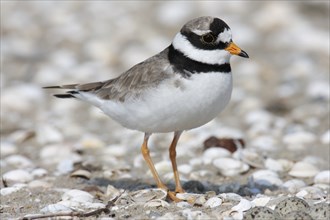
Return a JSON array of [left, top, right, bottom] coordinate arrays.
[[1, 1, 329, 219]]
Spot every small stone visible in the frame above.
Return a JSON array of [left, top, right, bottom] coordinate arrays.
[[70, 169, 92, 179], [178, 164, 192, 175], [213, 158, 249, 177], [31, 168, 48, 178], [264, 158, 284, 172], [275, 197, 310, 217], [282, 211, 313, 220], [283, 179, 307, 193], [28, 180, 52, 188], [202, 147, 231, 164], [314, 170, 330, 185], [4, 155, 34, 168], [243, 206, 277, 220], [296, 186, 326, 200], [309, 203, 330, 220], [62, 189, 94, 203], [2, 169, 33, 185], [289, 161, 320, 178], [40, 204, 72, 214], [252, 169, 283, 187], [0, 142, 17, 156], [204, 197, 222, 208]]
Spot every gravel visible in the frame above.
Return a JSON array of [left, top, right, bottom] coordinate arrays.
[[1, 1, 329, 219]]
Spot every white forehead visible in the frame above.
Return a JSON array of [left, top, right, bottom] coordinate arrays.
[[217, 28, 232, 43], [191, 29, 211, 35]]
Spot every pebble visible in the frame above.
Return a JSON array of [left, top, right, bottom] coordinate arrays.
[[296, 186, 326, 200], [283, 179, 307, 193], [0, 142, 17, 156], [2, 169, 33, 185], [309, 202, 330, 220], [289, 161, 320, 178], [36, 124, 63, 145], [31, 168, 48, 178], [252, 169, 283, 187], [274, 197, 310, 217], [321, 130, 330, 144], [204, 197, 222, 208], [264, 158, 284, 172], [213, 158, 249, 177], [314, 170, 330, 185], [243, 206, 278, 220], [40, 204, 73, 214], [283, 131, 316, 149], [282, 211, 313, 220], [4, 154, 34, 168], [202, 147, 231, 165], [0, 184, 26, 196], [28, 180, 52, 188]]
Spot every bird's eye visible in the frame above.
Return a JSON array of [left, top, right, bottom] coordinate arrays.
[[201, 33, 215, 44]]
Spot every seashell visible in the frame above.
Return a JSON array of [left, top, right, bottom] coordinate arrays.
[[283, 179, 306, 193], [105, 185, 122, 201], [219, 193, 242, 202], [275, 197, 310, 217], [144, 199, 170, 208], [182, 209, 210, 219], [296, 186, 326, 200], [36, 124, 63, 145], [252, 169, 283, 187], [2, 169, 33, 186], [176, 201, 192, 208], [194, 195, 206, 206], [70, 169, 92, 179], [40, 203, 72, 214], [0, 142, 17, 156], [213, 158, 249, 177], [243, 206, 278, 220], [4, 155, 34, 169], [62, 189, 94, 203], [28, 180, 52, 188], [131, 188, 167, 203], [231, 198, 252, 212], [314, 170, 330, 185], [309, 202, 330, 220], [264, 158, 284, 172], [104, 144, 127, 157], [202, 147, 231, 165], [176, 192, 200, 202], [276, 159, 294, 172], [250, 135, 277, 151], [283, 131, 316, 150], [31, 168, 48, 178], [289, 161, 320, 178], [178, 164, 192, 175], [321, 130, 330, 144], [0, 185, 25, 196], [238, 149, 264, 168], [251, 196, 271, 207], [204, 197, 222, 208]]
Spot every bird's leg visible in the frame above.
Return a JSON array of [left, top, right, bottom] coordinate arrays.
[[169, 131, 184, 193], [141, 133, 181, 202], [141, 133, 167, 189]]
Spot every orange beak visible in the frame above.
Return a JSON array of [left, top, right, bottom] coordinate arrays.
[[225, 42, 249, 58]]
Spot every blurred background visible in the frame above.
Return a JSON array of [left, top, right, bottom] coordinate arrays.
[[1, 1, 329, 164]]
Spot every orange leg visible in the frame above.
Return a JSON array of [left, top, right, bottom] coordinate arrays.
[[169, 131, 185, 193], [141, 133, 181, 202]]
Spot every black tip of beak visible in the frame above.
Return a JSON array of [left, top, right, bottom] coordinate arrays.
[[238, 50, 249, 58]]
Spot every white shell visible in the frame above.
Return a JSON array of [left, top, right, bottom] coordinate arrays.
[[264, 158, 284, 172], [213, 158, 249, 177], [251, 196, 271, 207], [62, 189, 94, 203], [252, 170, 283, 186], [283, 179, 307, 193], [144, 199, 170, 208], [289, 162, 320, 178], [204, 197, 222, 208], [2, 169, 33, 185], [70, 169, 92, 179], [202, 147, 231, 165], [296, 186, 326, 200], [131, 188, 167, 203], [231, 199, 252, 212], [0, 142, 17, 156], [314, 170, 330, 185], [4, 155, 34, 169], [40, 204, 72, 214]]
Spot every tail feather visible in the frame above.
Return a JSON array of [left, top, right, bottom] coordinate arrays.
[[54, 94, 75, 98]]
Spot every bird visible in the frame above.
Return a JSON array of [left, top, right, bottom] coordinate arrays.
[[44, 16, 249, 202]]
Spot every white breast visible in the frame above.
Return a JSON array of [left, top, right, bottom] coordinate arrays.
[[97, 72, 232, 133]]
